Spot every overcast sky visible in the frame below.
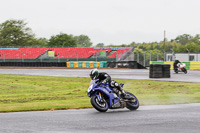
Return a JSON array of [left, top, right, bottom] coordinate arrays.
[[1, 0, 200, 46]]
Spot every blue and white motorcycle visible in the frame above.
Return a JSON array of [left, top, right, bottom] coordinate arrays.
[[87, 79, 139, 112]]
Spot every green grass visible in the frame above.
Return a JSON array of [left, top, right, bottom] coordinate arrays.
[[0, 74, 200, 112]]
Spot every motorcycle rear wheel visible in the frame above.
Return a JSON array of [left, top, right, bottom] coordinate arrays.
[[125, 92, 139, 110], [91, 96, 108, 112], [174, 69, 178, 74]]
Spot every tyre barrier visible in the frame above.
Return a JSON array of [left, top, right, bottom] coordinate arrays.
[[107, 61, 145, 69], [149, 64, 170, 78], [0, 62, 66, 67]]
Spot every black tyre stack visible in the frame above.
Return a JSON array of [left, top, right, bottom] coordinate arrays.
[[149, 64, 170, 78]]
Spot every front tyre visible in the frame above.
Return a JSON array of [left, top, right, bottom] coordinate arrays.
[[184, 69, 187, 74], [91, 96, 108, 112], [126, 92, 139, 110]]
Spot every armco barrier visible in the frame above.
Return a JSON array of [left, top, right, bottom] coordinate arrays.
[[190, 62, 200, 70], [86, 62, 90, 68], [78, 62, 82, 67], [150, 61, 164, 64], [74, 62, 78, 68], [66, 62, 70, 68], [89, 62, 94, 68], [163, 62, 174, 70], [70, 62, 74, 68], [150, 61, 200, 70], [182, 62, 190, 70], [99, 61, 107, 68], [65, 61, 107, 68], [82, 62, 86, 68]]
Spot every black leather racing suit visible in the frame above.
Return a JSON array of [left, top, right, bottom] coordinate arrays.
[[174, 60, 181, 70], [96, 72, 122, 91]]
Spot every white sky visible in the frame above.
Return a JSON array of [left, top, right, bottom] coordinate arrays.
[[1, 0, 200, 46]]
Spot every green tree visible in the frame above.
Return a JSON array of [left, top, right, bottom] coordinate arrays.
[[128, 42, 138, 47], [173, 34, 192, 45], [0, 19, 38, 46], [48, 33, 76, 47], [36, 38, 49, 47], [190, 34, 200, 45], [185, 42, 199, 52], [96, 43, 104, 47], [74, 34, 92, 47]]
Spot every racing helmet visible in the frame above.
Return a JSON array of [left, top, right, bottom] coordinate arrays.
[[89, 68, 99, 80]]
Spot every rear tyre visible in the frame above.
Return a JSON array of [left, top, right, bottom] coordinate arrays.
[[174, 69, 178, 74], [125, 92, 139, 110], [91, 96, 108, 112]]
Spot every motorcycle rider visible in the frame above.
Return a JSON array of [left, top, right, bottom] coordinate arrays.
[[89, 68, 132, 99], [173, 58, 181, 71]]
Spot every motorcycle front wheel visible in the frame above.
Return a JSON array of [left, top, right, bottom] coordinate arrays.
[[184, 69, 187, 74], [90, 95, 108, 112], [125, 92, 139, 110]]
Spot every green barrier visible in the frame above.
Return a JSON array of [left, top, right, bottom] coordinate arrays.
[[103, 61, 107, 67], [151, 61, 164, 64], [94, 62, 97, 68], [99, 62, 104, 68], [70, 62, 74, 67], [86, 61, 90, 68], [99, 61, 107, 68], [78, 61, 82, 67], [182, 62, 190, 69]]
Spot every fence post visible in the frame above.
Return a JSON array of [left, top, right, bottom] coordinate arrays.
[[156, 50, 159, 61], [136, 51, 139, 63], [171, 48, 175, 61], [186, 49, 190, 61], [143, 51, 145, 67], [148, 50, 151, 62], [163, 50, 165, 62]]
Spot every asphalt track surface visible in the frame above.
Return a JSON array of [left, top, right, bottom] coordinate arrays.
[[0, 68, 199, 83], [0, 68, 200, 133], [0, 104, 200, 133]]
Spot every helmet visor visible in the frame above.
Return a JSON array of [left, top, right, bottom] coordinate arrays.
[[90, 74, 95, 80]]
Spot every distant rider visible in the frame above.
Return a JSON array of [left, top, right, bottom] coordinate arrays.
[[173, 58, 181, 70], [89, 68, 132, 99]]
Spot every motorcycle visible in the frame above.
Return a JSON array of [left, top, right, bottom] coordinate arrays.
[[174, 63, 187, 74], [87, 79, 139, 112]]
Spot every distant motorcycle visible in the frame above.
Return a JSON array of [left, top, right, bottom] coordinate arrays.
[[174, 63, 187, 74], [87, 79, 139, 112]]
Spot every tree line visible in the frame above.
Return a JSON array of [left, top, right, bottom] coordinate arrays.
[[0, 19, 92, 47], [0, 19, 200, 54]]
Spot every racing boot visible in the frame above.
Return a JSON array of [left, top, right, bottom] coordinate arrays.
[[120, 88, 134, 100]]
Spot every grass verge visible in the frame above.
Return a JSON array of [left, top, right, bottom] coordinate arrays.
[[0, 74, 200, 112]]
